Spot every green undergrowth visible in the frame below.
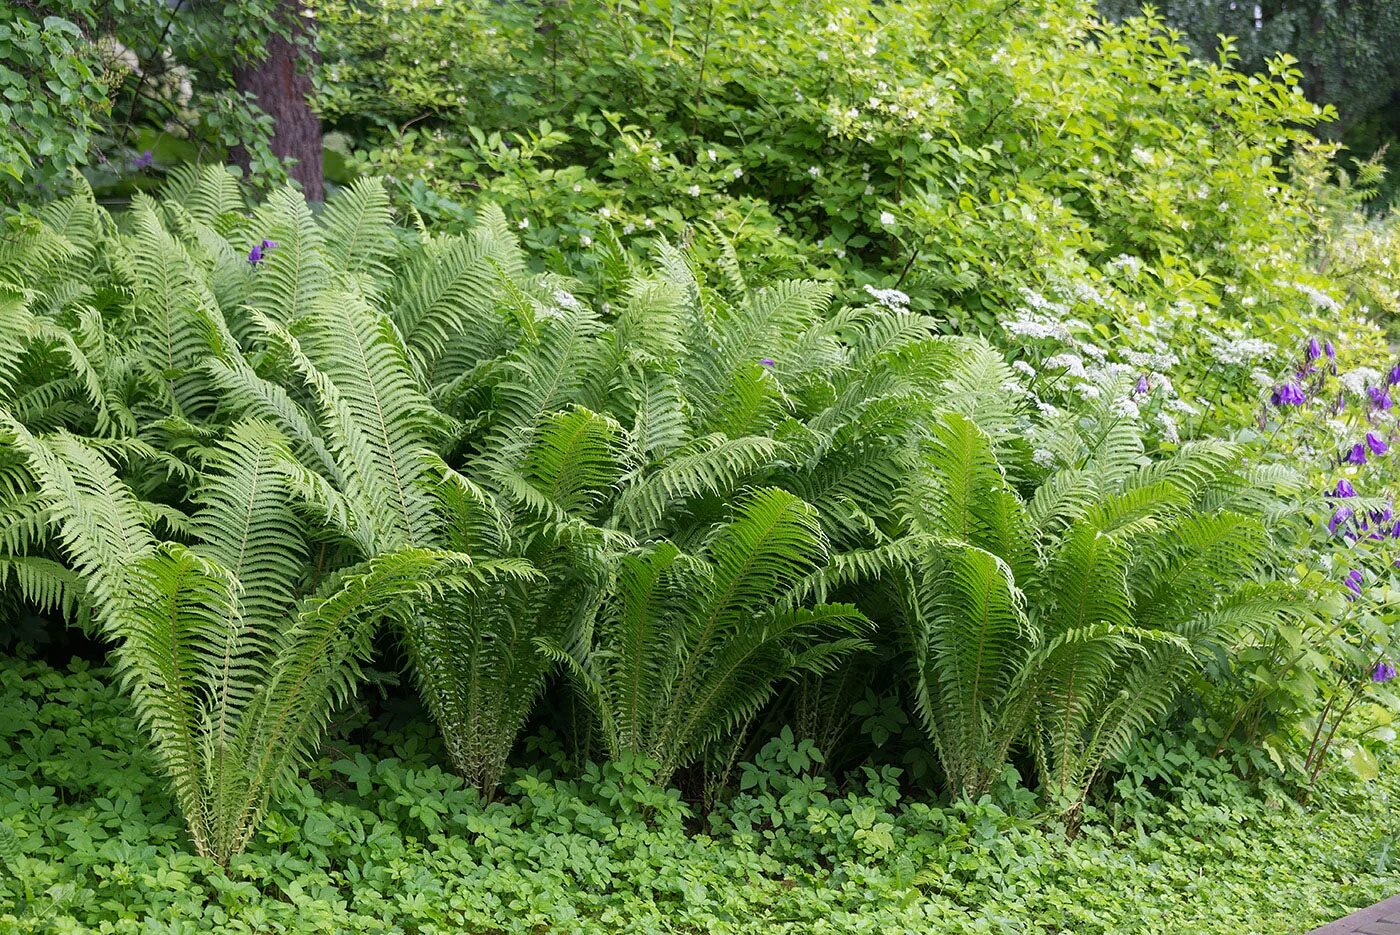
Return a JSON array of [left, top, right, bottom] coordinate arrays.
[[2, 654, 1397, 934]]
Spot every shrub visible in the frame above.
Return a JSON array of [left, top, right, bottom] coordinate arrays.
[[1, 2, 287, 201], [316, 0, 1399, 413]]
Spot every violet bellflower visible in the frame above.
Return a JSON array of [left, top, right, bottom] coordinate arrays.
[[1134, 374, 1150, 395], [1307, 336, 1322, 362], [248, 239, 279, 266], [1326, 340, 1337, 375], [759, 358, 776, 368], [1390, 363, 1400, 386], [133, 149, 154, 170], [1345, 444, 1368, 466], [1344, 568, 1364, 599], [1373, 661, 1397, 683], [1367, 432, 1390, 456], [1332, 478, 1358, 498], [1328, 505, 1354, 535], [1369, 386, 1393, 411], [1271, 382, 1306, 407]]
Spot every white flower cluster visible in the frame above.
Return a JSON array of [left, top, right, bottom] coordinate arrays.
[[1122, 348, 1179, 371], [1205, 332, 1276, 367], [552, 289, 583, 311], [1044, 353, 1086, 378], [1339, 367, 1383, 396], [1156, 412, 1180, 443], [863, 284, 911, 309], [1106, 253, 1144, 276], [1280, 280, 1342, 312], [1003, 313, 1068, 341], [1110, 396, 1141, 420]]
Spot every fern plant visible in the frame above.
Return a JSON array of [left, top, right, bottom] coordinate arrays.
[[0, 174, 543, 853], [543, 488, 868, 785], [429, 244, 965, 784], [2, 416, 502, 864], [856, 404, 1312, 807], [0, 170, 1326, 825]]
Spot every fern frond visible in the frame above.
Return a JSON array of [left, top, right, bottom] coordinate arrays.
[[319, 177, 396, 282]]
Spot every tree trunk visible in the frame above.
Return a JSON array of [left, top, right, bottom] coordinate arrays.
[[231, 0, 323, 201]]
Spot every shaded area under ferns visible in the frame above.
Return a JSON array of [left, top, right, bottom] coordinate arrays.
[[1, 654, 1399, 934]]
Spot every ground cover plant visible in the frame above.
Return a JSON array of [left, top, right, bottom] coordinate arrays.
[[2, 654, 1400, 934]]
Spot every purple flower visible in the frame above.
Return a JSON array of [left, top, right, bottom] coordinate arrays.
[[133, 149, 153, 170], [1326, 340, 1336, 361], [1344, 568, 1364, 598], [1345, 444, 1368, 466], [1369, 386, 1393, 411], [1307, 336, 1322, 362], [1134, 374, 1150, 395], [248, 238, 279, 266], [1271, 382, 1306, 407], [1389, 363, 1400, 387], [1328, 505, 1354, 535], [1373, 661, 1396, 683], [1367, 432, 1390, 456], [759, 358, 775, 368], [1332, 479, 1358, 498]]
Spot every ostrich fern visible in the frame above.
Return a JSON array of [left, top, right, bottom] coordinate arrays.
[[0, 173, 1321, 824], [0, 178, 537, 854], [3, 416, 495, 864], [883, 406, 1310, 805]]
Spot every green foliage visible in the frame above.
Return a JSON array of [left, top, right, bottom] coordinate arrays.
[[1096, 0, 1400, 145], [0, 174, 1391, 871], [315, 0, 1399, 411], [2, 656, 1399, 933], [1, 379, 493, 867], [562, 490, 867, 783], [0, 174, 528, 861], [0, 0, 285, 201], [833, 410, 1308, 808], [0, 14, 111, 193]]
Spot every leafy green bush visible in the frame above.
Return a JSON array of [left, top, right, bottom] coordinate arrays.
[[0, 13, 111, 193], [1, 654, 1399, 933], [0, 0, 286, 202], [316, 0, 1398, 409]]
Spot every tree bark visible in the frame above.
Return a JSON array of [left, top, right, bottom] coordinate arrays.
[[231, 0, 323, 201]]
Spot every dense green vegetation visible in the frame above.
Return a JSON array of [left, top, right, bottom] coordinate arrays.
[[4, 654, 1400, 933], [1095, 0, 1400, 206], [2, 0, 1400, 930]]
